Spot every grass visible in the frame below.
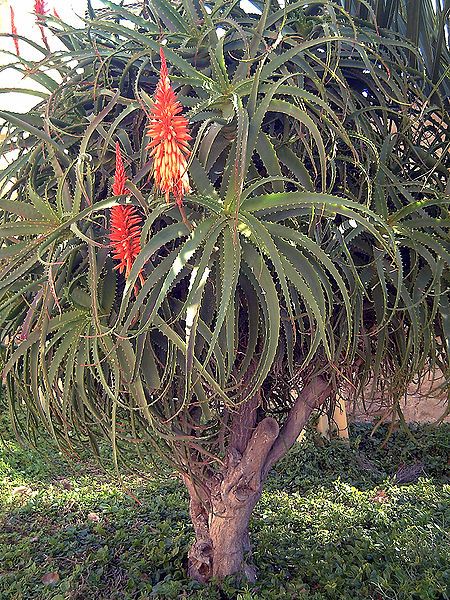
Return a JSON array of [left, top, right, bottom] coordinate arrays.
[[0, 416, 449, 600]]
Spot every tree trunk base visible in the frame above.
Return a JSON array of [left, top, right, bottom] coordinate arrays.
[[184, 417, 280, 582], [187, 490, 259, 582], [184, 377, 332, 583]]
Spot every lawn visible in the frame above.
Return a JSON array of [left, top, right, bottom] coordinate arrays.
[[0, 417, 449, 600]]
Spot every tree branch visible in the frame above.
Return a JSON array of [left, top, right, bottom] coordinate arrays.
[[224, 417, 279, 499], [263, 376, 331, 478], [229, 391, 260, 454]]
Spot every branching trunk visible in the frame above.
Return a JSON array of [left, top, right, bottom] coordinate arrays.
[[184, 377, 331, 582]]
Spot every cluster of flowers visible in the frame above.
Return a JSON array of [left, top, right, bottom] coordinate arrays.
[[10, 1, 60, 55], [9, 2, 190, 290], [109, 49, 191, 288]]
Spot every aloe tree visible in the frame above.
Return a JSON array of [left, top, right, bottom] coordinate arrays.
[[0, 0, 449, 581]]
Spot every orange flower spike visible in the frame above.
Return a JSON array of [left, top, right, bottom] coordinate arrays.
[[146, 48, 191, 207], [10, 6, 20, 57], [110, 143, 145, 287]]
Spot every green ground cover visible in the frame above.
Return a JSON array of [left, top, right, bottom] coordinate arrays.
[[0, 416, 448, 600]]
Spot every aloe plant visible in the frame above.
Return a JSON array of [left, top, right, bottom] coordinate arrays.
[[0, 0, 449, 581]]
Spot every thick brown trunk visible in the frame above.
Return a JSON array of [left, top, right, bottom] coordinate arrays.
[[185, 416, 279, 581], [184, 477, 213, 582], [186, 478, 260, 582], [209, 500, 257, 580], [184, 377, 332, 583]]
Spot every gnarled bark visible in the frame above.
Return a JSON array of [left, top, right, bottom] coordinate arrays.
[[184, 377, 331, 582], [184, 477, 213, 582]]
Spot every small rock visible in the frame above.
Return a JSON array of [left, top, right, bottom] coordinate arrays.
[[41, 571, 60, 585], [59, 479, 73, 490], [372, 489, 388, 503], [11, 486, 33, 497], [395, 462, 425, 484], [87, 512, 100, 523]]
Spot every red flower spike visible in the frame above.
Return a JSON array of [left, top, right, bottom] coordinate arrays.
[[34, 0, 50, 50], [10, 6, 20, 57], [146, 47, 191, 207], [53, 7, 60, 18], [34, 0, 48, 15], [110, 143, 144, 288], [110, 205, 144, 281]]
